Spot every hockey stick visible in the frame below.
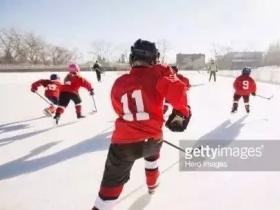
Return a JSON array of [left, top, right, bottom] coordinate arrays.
[[191, 83, 206, 88], [35, 92, 53, 105], [255, 94, 274, 100], [91, 95, 98, 112], [163, 140, 186, 153], [163, 140, 202, 155]]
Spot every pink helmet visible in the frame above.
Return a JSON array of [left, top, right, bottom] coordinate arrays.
[[68, 63, 80, 73]]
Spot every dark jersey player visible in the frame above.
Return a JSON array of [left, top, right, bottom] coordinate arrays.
[[91, 39, 191, 210], [231, 67, 256, 113], [31, 74, 61, 116], [54, 63, 94, 124]]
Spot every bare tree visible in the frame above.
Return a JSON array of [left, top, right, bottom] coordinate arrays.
[[210, 43, 232, 59], [89, 40, 113, 63], [0, 28, 25, 63], [156, 39, 170, 63], [113, 43, 129, 63], [0, 28, 78, 65], [50, 46, 75, 65], [209, 43, 233, 68], [23, 32, 47, 64]]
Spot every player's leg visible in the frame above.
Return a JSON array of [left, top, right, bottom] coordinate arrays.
[[214, 72, 216, 82], [72, 93, 84, 118], [54, 92, 71, 122], [46, 96, 59, 114], [143, 139, 163, 194], [92, 143, 137, 210], [231, 94, 241, 113], [97, 71, 101, 82], [243, 95, 250, 113], [144, 153, 160, 194], [209, 72, 212, 81]]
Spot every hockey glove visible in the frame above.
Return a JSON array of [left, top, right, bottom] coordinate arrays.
[[251, 92, 256, 96], [89, 89, 94, 95], [165, 107, 191, 132], [31, 87, 37, 92]]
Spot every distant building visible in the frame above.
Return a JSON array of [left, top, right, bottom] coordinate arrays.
[[218, 52, 263, 69], [176, 53, 205, 70]]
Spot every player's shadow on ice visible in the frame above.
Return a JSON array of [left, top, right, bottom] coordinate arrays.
[[127, 194, 151, 210], [0, 121, 78, 147], [0, 124, 30, 134], [180, 115, 248, 171], [0, 116, 46, 128], [196, 115, 248, 141], [0, 130, 111, 180], [0, 116, 47, 147]]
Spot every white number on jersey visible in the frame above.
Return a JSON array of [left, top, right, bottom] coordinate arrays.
[[121, 89, 150, 121], [242, 80, 249, 90], [46, 84, 57, 91]]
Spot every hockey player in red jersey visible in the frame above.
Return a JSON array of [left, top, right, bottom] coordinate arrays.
[[163, 65, 191, 113], [91, 39, 191, 210], [54, 63, 94, 124], [171, 65, 191, 90], [31, 74, 61, 116], [231, 67, 256, 113]]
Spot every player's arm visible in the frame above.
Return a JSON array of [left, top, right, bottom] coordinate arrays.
[[31, 79, 44, 92], [250, 79, 257, 95], [81, 77, 94, 94], [233, 78, 239, 90], [156, 75, 189, 117], [156, 75, 191, 132], [64, 74, 72, 84], [179, 75, 191, 89]]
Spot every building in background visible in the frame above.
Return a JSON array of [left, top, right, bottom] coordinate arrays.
[[217, 52, 263, 69], [176, 53, 205, 70]]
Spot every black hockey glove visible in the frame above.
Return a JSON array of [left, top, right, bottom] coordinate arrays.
[[89, 89, 94, 96], [165, 107, 191, 132], [251, 92, 256, 96]]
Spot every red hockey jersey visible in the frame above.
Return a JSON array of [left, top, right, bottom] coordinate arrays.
[[233, 75, 256, 96], [61, 73, 93, 94], [111, 64, 190, 143], [177, 74, 191, 90], [31, 79, 61, 98]]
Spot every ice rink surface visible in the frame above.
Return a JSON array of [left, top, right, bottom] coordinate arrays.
[[0, 71, 280, 210]]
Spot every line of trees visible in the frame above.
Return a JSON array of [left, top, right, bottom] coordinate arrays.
[[0, 28, 76, 65], [89, 39, 170, 64], [2, 27, 280, 67]]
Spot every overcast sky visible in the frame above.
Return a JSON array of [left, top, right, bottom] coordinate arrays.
[[1, 0, 280, 62]]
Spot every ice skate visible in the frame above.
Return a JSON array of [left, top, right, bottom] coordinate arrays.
[[43, 108, 53, 117]]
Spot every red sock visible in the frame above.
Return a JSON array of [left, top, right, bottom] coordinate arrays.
[[145, 154, 160, 188], [75, 104, 81, 114], [99, 185, 124, 200], [145, 168, 159, 187]]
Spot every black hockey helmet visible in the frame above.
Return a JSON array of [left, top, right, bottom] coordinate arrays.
[[171, 65, 179, 73], [50, 73, 60, 80], [242, 67, 251, 75], [129, 39, 159, 65]]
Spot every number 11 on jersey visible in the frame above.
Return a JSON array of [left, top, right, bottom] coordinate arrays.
[[121, 89, 150, 121]]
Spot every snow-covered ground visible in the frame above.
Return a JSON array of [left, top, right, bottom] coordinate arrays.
[[0, 70, 280, 210]]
